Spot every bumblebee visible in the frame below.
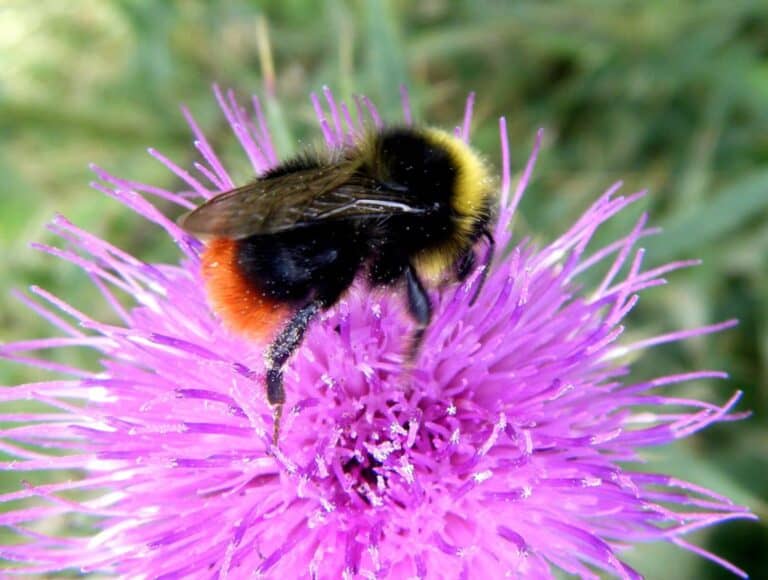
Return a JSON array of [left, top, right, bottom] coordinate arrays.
[[179, 127, 496, 442]]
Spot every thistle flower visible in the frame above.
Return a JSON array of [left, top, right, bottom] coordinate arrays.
[[0, 86, 755, 578]]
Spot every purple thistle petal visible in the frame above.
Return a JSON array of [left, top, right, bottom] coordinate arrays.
[[146, 147, 211, 200], [251, 94, 278, 167], [322, 85, 345, 146], [615, 319, 738, 356], [339, 101, 358, 146], [311, 91, 338, 149], [90, 162, 198, 209], [359, 95, 383, 129], [10, 288, 84, 338], [498, 117, 511, 208], [212, 85, 270, 176], [181, 103, 233, 192], [460, 91, 475, 142], [0, 87, 754, 579]]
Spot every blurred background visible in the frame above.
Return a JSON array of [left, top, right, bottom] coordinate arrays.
[[0, 1, 766, 577]]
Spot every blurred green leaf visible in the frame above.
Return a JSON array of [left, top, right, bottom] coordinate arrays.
[[648, 170, 768, 263], [362, 0, 408, 116]]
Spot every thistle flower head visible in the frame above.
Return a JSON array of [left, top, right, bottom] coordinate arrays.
[[0, 86, 755, 578]]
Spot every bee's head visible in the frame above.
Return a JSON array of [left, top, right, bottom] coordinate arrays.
[[375, 128, 457, 204], [373, 127, 493, 223], [371, 127, 496, 281]]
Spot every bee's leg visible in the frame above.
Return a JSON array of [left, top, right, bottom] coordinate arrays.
[[468, 228, 495, 306], [456, 249, 476, 281], [404, 263, 432, 362], [265, 300, 322, 445]]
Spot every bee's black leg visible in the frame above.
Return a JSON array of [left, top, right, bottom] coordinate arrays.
[[405, 264, 432, 361], [469, 228, 495, 306], [456, 250, 476, 281], [265, 300, 322, 445]]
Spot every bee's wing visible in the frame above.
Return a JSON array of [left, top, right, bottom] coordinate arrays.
[[178, 163, 428, 240]]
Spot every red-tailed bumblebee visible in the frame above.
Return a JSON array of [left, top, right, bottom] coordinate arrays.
[[179, 127, 496, 442]]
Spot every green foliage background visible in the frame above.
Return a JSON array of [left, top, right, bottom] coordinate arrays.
[[1, 1, 766, 577]]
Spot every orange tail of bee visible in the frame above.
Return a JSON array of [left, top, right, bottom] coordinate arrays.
[[201, 239, 290, 342]]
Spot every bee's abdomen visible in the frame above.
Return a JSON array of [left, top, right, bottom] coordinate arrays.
[[201, 239, 291, 342], [235, 223, 367, 308]]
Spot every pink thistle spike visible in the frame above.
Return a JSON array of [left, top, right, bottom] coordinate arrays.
[[460, 91, 475, 142], [322, 85, 344, 145], [310, 91, 338, 148]]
